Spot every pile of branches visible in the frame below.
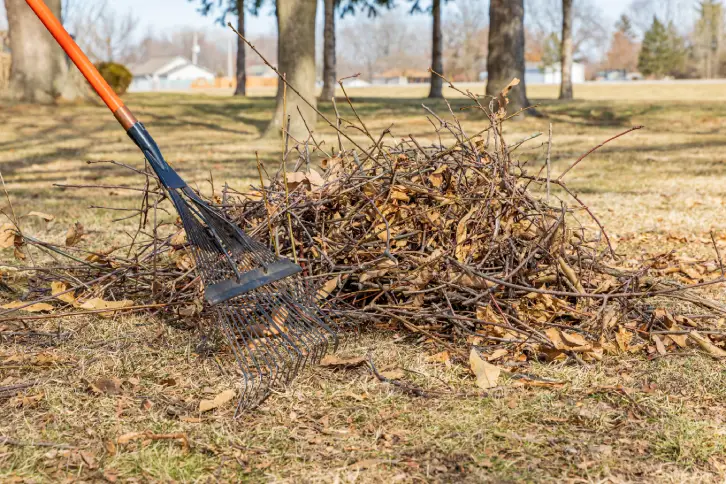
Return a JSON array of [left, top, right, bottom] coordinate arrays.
[[3, 84, 726, 364]]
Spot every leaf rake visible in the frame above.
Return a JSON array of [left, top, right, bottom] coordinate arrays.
[[27, 0, 339, 411]]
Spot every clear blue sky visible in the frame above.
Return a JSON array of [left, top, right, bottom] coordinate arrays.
[[1, 0, 633, 39]]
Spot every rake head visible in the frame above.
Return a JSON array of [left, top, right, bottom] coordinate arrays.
[[168, 186, 339, 411]]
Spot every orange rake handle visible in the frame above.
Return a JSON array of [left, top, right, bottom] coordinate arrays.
[[25, 0, 137, 129]]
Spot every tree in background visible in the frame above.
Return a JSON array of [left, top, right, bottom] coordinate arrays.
[[694, 0, 723, 79], [526, 0, 608, 67], [486, 0, 529, 114], [559, 0, 573, 99], [64, 0, 138, 64], [194, 0, 264, 96], [410, 0, 446, 98], [638, 17, 686, 78], [626, 0, 689, 38], [5, 0, 85, 102], [337, 12, 429, 82], [265, 0, 317, 139], [442, 0, 488, 82], [604, 15, 640, 72], [320, 0, 393, 101]]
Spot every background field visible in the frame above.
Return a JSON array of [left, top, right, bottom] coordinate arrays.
[[1, 82, 726, 482]]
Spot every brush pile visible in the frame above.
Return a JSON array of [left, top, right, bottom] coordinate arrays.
[[3, 85, 726, 367]]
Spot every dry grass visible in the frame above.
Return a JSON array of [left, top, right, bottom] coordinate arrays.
[[1, 83, 726, 482]]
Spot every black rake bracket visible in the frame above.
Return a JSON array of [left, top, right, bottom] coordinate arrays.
[[204, 259, 303, 305]]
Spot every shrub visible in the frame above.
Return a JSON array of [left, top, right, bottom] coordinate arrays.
[[96, 62, 133, 95]]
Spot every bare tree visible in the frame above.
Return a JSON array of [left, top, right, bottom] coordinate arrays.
[[626, 0, 695, 37], [265, 0, 317, 139], [64, 0, 138, 64], [526, 0, 608, 63], [443, 0, 488, 81], [320, 0, 336, 100], [486, 0, 529, 114], [559, 0, 573, 99], [338, 13, 428, 82], [429, 0, 443, 97]]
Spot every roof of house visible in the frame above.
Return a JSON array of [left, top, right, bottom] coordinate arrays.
[[129, 56, 188, 77]]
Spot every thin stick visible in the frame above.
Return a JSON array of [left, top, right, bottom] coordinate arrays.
[[546, 123, 552, 203], [279, 75, 298, 264], [711, 231, 725, 277], [256, 152, 277, 256], [557, 126, 643, 181]]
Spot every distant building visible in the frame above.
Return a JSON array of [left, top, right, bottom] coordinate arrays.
[[594, 69, 643, 81], [525, 61, 586, 84], [128, 56, 216, 92], [479, 61, 587, 85], [373, 68, 431, 85]]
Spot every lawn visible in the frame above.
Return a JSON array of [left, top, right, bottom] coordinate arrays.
[[1, 81, 726, 482]]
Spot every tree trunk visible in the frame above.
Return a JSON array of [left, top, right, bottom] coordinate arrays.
[[559, 0, 574, 100], [5, 0, 88, 103], [264, 0, 318, 140], [485, 0, 529, 115], [234, 0, 246, 96], [428, 0, 443, 98], [6, 0, 61, 103], [320, 0, 336, 101]]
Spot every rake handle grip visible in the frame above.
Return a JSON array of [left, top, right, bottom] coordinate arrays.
[[26, 0, 186, 189]]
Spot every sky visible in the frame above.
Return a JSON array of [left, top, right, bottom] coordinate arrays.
[[1, 0, 634, 39]]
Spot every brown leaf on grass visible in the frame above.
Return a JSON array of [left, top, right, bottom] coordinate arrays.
[[380, 369, 405, 380], [652, 334, 667, 355], [427, 350, 451, 364], [319, 354, 367, 368], [1, 301, 54, 312], [51, 281, 76, 304], [199, 389, 236, 412], [0, 223, 15, 248], [65, 222, 85, 246], [90, 377, 122, 395], [26, 211, 54, 222], [545, 327, 566, 350], [117, 431, 189, 452], [470, 348, 501, 389], [9, 391, 44, 408], [79, 298, 133, 317], [689, 331, 726, 358]]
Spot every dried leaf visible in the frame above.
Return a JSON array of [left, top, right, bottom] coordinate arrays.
[[317, 277, 338, 300], [545, 327, 566, 350], [380, 369, 405, 380], [1, 301, 54, 312], [470, 348, 501, 389], [427, 350, 451, 364], [26, 211, 54, 222], [689, 331, 726, 358], [90, 377, 122, 395], [199, 389, 236, 412], [487, 348, 508, 361], [65, 222, 85, 247], [652, 334, 667, 355], [320, 354, 367, 368], [0, 223, 15, 248], [561, 331, 590, 348], [455, 208, 476, 262], [51, 281, 76, 304], [170, 230, 187, 246], [79, 298, 133, 317]]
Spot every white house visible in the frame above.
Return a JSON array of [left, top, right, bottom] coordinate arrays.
[[524, 61, 586, 85], [479, 61, 587, 85], [128, 56, 215, 92]]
